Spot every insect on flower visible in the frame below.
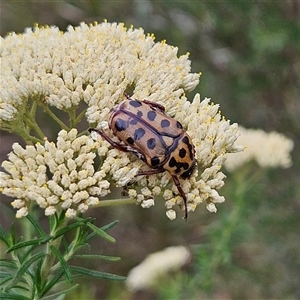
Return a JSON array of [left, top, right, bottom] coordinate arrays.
[[89, 95, 197, 220]]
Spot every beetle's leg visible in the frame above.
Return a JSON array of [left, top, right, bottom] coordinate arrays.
[[142, 100, 166, 112], [136, 168, 165, 176], [172, 175, 188, 221], [89, 128, 142, 157]]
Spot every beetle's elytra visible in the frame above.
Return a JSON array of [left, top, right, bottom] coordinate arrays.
[[89, 94, 197, 220]]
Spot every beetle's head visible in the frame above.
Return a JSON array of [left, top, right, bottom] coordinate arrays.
[[180, 159, 197, 180]]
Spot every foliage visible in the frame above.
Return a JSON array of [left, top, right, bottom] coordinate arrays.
[[0, 214, 125, 299]]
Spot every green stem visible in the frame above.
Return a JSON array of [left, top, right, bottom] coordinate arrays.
[[13, 126, 44, 144], [23, 114, 45, 140], [74, 107, 87, 125], [68, 108, 77, 128], [38, 215, 69, 297], [42, 105, 70, 131], [96, 198, 137, 207]]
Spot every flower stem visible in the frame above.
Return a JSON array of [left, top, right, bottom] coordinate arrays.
[[97, 198, 137, 207], [39, 215, 68, 293], [42, 105, 70, 131]]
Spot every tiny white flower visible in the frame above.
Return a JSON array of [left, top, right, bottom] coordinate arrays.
[[166, 210, 176, 220], [45, 206, 56, 216], [16, 207, 28, 218], [141, 199, 155, 208], [206, 202, 217, 213], [65, 208, 77, 218]]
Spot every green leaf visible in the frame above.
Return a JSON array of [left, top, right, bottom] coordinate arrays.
[[41, 284, 79, 300], [7, 238, 44, 253], [0, 273, 13, 286], [34, 256, 43, 295], [100, 220, 119, 231], [53, 221, 86, 239], [40, 270, 65, 297], [26, 214, 47, 238], [0, 259, 18, 269], [73, 254, 121, 261], [0, 223, 10, 246], [4, 252, 45, 291], [0, 293, 31, 300], [50, 245, 73, 283], [86, 222, 115, 242], [69, 265, 126, 281]]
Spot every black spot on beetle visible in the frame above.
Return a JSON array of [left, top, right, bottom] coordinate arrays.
[[151, 156, 160, 167], [115, 118, 128, 131], [181, 161, 196, 179], [130, 100, 142, 107], [182, 135, 194, 157], [130, 118, 138, 125], [147, 138, 156, 149], [126, 137, 134, 145], [182, 136, 189, 144], [134, 128, 145, 140], [147, 110, 157, 121], [137, 111, 143, 118], [176, 121, 183, 129], [169, 157, 190, 174], [169, 157, 177, 168], [174, 162, 189, 174], [179, 148, 186, 158], [161, 119, 170, 128]]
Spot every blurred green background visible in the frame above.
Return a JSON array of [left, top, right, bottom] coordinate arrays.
[[1, 1, 299, 299]]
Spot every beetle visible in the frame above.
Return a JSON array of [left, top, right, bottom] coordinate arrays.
[[89, 94, 197, 220]]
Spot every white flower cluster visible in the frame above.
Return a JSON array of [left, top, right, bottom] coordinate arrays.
[[1, 21, 242, 219], [224, 127, 294, 171], [0, 21, 199, 127], [126, 246, 190, 291], [0, 129, 110, 218]]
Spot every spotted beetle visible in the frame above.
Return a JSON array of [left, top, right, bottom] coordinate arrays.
[[89, 94, 197, 220]]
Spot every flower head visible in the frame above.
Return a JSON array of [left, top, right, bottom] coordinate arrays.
[[224, 127, 294, 171], [1, 21, 242, 219], [0, 129, 110, 218], [126, 246, 190, 291], [0, 21, 199, 128]]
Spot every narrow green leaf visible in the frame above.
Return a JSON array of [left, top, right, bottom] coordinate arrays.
[[6, 284, 30, 292], [0, 223, 9, 245], [41, 283, 79, 300], [7, 237, 44, 253], [100, 220, 119, 231], [0, 293, 31, 300], [0, 273, 13, 285], [50, 245, 73, 283], [4, 252, 45, 291], [19, 245, 38, 265], [86, 222, 115, 242], [26, 214, 47, 238], [69, 265, 126, 281], [40, 269, 65, 297], [34, 256, 43, 295], [10, 224, 16, 246], [73, 254, 121, 261], [0, 259, 18, 269], [53, 221, 85, 239]]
